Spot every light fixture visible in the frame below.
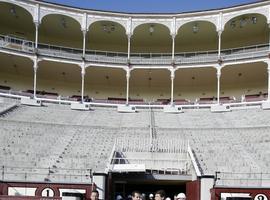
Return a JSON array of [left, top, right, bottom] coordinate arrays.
[[10, 6, 18, 18], [230, 20, 236, 28], [192, 23, 199, 33], [230, 16, 258, 29], [61, 18, 67, 29], [240, 18, 247, 28], [102, 24, 116, 33], [251, 16, 257, 24], [10, 6, 16, 15], [149, 24, 154, 35]]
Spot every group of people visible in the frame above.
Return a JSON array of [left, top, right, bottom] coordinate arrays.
[[90, 190, 186, 200]]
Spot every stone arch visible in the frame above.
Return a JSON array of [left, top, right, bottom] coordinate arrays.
[[222, 13, 268, 48], [222, 9, 268, 31], [40, 8, 82, 28], [132, 22, 171, 53], [87, 20, 127, 52], [132, 20, 171, 36], [39, 13, 83, 48], [176, 20, 217, 52], [87, 18, 127, 33], [0, 0, 35, 21], [176, 18, 218, 35]]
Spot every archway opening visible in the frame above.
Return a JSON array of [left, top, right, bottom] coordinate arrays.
[[130, 69, 170, 103], [37, 60, 81, 97], [221, 62, 268, 101], [87, 21, 127, 52], [0, 2, 35, 40], [132, 23, 171, 53], [176, 21, 217, 52], [175, 67, 216, 103], [40, 14, 82, 48], [222, 14, 268, 48], [85, 66, 126, 101]]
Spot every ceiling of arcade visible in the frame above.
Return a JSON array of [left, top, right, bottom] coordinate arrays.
[[0, 2, 269, 53], [85, 67, 126, 86], [87, 21, 128, 52], [37, 61, 81, 82], [222, 13, 269, 48], [130, 69, 170, 87], [221, 62, 267, 86], [131, 24, 172, 53], [39, 14, 83, 48], [175, 21, 218, 52], [0, 3, 35, 40], [0, 53, 33, 76], [175, 67, 216, 87]]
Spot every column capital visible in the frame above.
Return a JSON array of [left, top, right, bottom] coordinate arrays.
[[216, 67, 221, 77], [170, 33, 176, 39], [33, 60, 38, 71], [264, 60, 270, 68], [126, 32, 133, 39], [217, 29, 223, 36], [81, 67, 85, 76], [34, 21, 40, 27], [81, 29, 88, 35], [126, 69, 130, 78], [170, 69, 175, 79]]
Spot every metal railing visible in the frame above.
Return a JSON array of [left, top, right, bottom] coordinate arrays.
[[0, 34, 269, 65], [85, 49, 128, 64], [111, 157, 191, 175], [1, 165, 92, 183], [221, 43, 269, 62], [38, 43, 82, 60], [215, 171, 270, 187], [175, 50, 218, 64], [130, 52, 172, 65]]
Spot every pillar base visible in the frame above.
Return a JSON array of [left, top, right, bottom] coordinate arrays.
[[117, 104, 136, 113], [21, 97, 42, 106], [71, 102, 91, 110], [163, 105, 183, 113], [262, 101, 270, 110], [211, 104, 231, 112]]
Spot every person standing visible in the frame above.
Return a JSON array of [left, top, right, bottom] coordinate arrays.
[[132, 191, 142, 200], [90, 190, 99, 200], [154, 190, 166, 200], [175, 193, 186, 200]]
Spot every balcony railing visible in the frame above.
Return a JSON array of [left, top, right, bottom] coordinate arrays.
[[85, 49, 128, 64], [0, 34, 269, 65], [221, 44, 269, 62]]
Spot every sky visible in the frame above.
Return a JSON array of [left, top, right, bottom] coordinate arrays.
[[43, 0, 263, 13]]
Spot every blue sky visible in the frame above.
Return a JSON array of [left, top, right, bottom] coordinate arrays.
[[44, 0, 261, 13]]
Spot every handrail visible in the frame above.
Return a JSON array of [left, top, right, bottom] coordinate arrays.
[[0, 34, 269, 65]]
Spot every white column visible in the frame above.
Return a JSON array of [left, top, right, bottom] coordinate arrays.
[[267, 62, 270, 101], [93, 174, 106, 200], [127, 34, 131, 61], [33, 57, 38, 99], [171, 34, 175, 62], [170, 70, 175, 105], [81, 65, 85, 103], [126, 70, 130, 105], [216, 67, 221, 104], [268, 23, 270, 51], [34, 22, 39, 49], [82, 30, 87, 58], [218, 30, 222, 59]]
